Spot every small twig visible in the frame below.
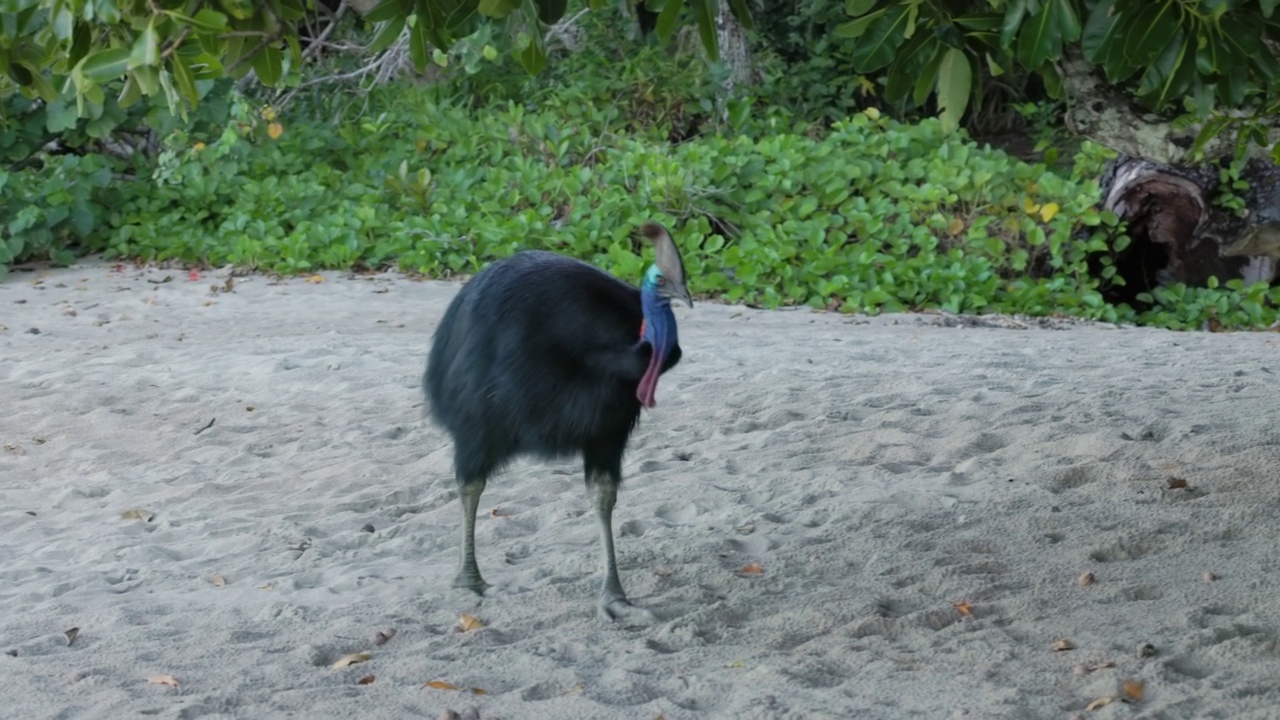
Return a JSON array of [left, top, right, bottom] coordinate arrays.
[[194, 418, 216, 435]]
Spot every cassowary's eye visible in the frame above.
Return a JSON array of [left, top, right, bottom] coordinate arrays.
[[656, 276, 666, 286]]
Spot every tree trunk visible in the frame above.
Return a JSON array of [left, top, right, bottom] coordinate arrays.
[[1098, 155, 1280, 298]]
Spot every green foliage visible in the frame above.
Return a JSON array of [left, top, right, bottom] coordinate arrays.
[[22, 79, 1137, 324], [0, 152, 119, 278], [836, 0, 1280, 155]]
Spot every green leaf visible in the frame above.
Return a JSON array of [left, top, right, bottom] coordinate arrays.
[[656, 0, 684, 42], [1081, 0, 1119, 62], [79, 47, 131, 82], [409, 16, 431, 72], [1262, 0, 1278, 17], [176, 9, 230, 33], [251, 43, 283, 86], [1124, 2, 1179, 68], [849, 3, 909, 72], [366, 0, 410, 22], [690, 0, 718, 61], [913, 42, 945, 106], [845, 0, 877, 16], [517, 35, 547, 74], [727, 0, 752, 30], [1016, 2, 1061, 70], [130, 19, 160, 69], [171, 56, 199, 106], [883, 31, 936, 105], [1053, 0, 1081, 42], [1000, 0, 1027, 49], [477, 0, 519, 19], [1139, 30, 1194, 110], [936, 49, 972, 133], [52, 5, 73, 39], [835, 9, 885, 39], [218, 0, 255, 21], [369, 16, 406, 53]]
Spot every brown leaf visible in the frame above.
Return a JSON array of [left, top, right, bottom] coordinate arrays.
[[1078, 572, 1095, 586], [952, 600, 974, 617], [148, 674, 180, 687], [64, 627, 80, 646], [1166, 476, 1188, 490], [1085, 696, 1114, 711], [1052, 638, 1076, 651], [306, 274, 325, 284], [470, 687, 488, 695], [209, 574, 227, 587], [357, 675, 376, 685], [456, 614, 484, 632], [1122, 679, 1144, 703], [121, 509, 154, 522], [330, 652, 372, 669], [490, 507, 510, 518], [424, 680, 460, 690], [739, 562, 764, 575], [374, 628, 397, 646]]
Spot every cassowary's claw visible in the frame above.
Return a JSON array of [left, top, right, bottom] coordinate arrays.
[[599, 596, 658, 626]]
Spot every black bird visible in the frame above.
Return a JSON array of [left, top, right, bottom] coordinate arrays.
[[424, 221, 693, 624]]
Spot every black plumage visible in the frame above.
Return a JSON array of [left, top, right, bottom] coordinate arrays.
[[424, 222, 692, 623]]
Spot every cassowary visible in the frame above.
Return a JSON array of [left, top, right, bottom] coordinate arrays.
[[424, 222, 692, 624]]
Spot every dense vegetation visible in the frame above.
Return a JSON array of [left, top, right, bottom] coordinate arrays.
[[3, 3, 1280, 331]]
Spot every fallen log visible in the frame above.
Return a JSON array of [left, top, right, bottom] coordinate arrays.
[[1097, 155, 1280, 302]]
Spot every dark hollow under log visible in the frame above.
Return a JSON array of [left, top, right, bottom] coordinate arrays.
[[1098, 156, 1280, 303]]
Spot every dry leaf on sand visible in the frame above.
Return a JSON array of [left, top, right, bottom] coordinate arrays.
[[64, 628, 79, 646], [455, 614, 485, 632], [121, 509, 154, 522], [148, 674, 180, 687], [357, 675, 376, 685], [1052, 639, 1076, 651], [331, 652, 373, 669], [209, 574, 226, 587], [1122, 679, 1144, 703], [1078, 572, 1095, 586], [424, 680, 460, 690], [1085, 696, 1114, 711], [738, 563, 764, 575], [490, 508, 510, 518], [374, 628, 397, 646], [952, 601, 974, 617]]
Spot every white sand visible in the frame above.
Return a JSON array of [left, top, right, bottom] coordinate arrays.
[[4, 260, 1280, 719]]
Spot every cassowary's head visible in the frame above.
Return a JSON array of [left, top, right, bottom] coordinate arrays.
[[639, 222, 693, 308]]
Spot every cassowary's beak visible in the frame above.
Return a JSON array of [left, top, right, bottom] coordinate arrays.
[[676, 284, 693, 308]]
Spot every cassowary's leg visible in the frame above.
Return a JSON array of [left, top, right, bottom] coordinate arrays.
[[587, 469, 657, 625], [452, 478, 488, 593]]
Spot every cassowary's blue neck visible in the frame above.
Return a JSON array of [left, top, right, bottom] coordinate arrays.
[[636, 265, 678, 408]]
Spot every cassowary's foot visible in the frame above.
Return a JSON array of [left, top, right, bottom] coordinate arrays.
[[598, 593, 658, 626], [451, 569, 489, 595]]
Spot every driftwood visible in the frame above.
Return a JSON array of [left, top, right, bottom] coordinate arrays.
[[1098, 155, 1280, 299]]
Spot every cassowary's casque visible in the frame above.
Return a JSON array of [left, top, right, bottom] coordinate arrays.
[[424, 222, 692, 623]]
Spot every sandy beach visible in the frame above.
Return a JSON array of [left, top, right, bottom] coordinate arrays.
[[4, 259, 1280, 719]]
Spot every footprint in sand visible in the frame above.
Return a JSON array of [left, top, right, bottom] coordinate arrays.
[[654, 502, 699, 525]]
